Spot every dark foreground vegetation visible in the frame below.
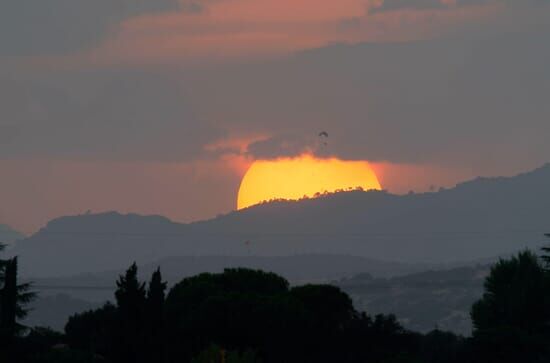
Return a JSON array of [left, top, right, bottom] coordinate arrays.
[[2, 238, 550, 362]]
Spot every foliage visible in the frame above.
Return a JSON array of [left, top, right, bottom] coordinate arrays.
[[471, 251, 550, 333], [0, 252, 36, 361], [164, 268, 293, 363], [65, 302, 118, 357], [114, 262, 147, 363], [0, 247, 37, 362], [44, 245, 550, 363], [191, 344, 262, 363], [145, 267, 167, 362], [470, 250, 550, 363], [0, 258, 36, 333], [540, 233, 550, 270], [163, 268, 415, 363], [65, 263, 167, 363]]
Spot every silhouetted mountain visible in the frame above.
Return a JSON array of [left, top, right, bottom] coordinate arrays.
[[0, 224, 25, 244], [11, 163, 550, 277]]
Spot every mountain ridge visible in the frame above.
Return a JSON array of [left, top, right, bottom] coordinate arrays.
[[10, 163, 550, 277], [0, 224, 25, 245]]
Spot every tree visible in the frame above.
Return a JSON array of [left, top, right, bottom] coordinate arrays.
[[115, 262, 147, 363], [288, 285, 357, 363], [191, 344, 262, 363], [145, 267, 167, 363], [0, 257, 35, 333], [0, 256, 36, 360], [471, 251, 550, 362], [146, 267, 166, 324], [540, 233, 550, 270], [164, 269, 292, 363], [65, 302, 118, 357], [65, 265, 167, 363]]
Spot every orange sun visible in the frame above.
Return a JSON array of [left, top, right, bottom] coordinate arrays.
[[237, 154, 381, 209]]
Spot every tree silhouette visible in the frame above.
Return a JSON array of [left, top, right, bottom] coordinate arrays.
[[471, 251, 550, 362], [540, 233, 550, 270], [191, 344, 262, 363], [145, 267, 167, 363], [162, 268, 417, 363], [165, 268, 291, 363], [65, 302, 118, 358], [0, 256, 35, 360], [115, 262, 147, 363], [288, 284, 357, 362]]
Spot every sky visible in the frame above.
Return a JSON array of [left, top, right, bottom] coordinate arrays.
[[1, 0, 549, 233]]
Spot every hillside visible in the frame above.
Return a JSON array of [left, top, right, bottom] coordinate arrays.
[[0, 224, 25, 244], [336, 264, 490, 335], [10, 163, 550, 277]]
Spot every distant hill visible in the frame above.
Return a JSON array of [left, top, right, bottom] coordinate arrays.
[[24, 294, 99, 332], [336, 264, 490, 335], [11, 163, 550, 277], [0, 224, 25, 244]]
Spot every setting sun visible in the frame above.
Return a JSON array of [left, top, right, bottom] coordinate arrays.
[[237, 154, 381, 209]]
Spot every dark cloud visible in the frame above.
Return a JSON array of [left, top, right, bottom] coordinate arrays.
[[180, 1, 205, 14], [247, 134, 312, 159], [0, 0, 181, 55], [370, 0, 450, 13], [246, 133, 335, 159], [185, 21, 550, 169], [0, 69, 221, 161], [1, 2, 549, 173], [369, 0, 545, 13], [338, 17, 362, 30]]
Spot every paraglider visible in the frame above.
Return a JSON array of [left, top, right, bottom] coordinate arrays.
[[318, 131, 329, 147], [244, 240, 252, 255]]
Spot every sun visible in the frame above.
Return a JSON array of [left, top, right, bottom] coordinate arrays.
[[237, 154, 381, 209]]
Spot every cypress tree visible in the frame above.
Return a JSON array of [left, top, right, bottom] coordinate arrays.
[[115, 262, 147, 363], [0, 257, 35, 359], [540, 234, 550, 271], [146, 267, 167, 362]]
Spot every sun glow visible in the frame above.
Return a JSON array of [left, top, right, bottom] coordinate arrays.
[[237, 154, 381, 209]]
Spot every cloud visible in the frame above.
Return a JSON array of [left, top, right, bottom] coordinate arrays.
[[0, 0, 181, 55], [2, 0, 546, 61], [1, 0, 549, 167], [369, 0, 488, 13], [3, 1, 550, 168], [246, 135, 312, 159], [50, 0, 515, 66], [185, 20, 550, 169], [369, 0, 549, 13], [246, 133, 336, 159], [0, 69, 221, 161]]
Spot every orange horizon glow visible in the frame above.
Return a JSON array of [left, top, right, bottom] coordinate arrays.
[[237, 154, 381, 209]]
